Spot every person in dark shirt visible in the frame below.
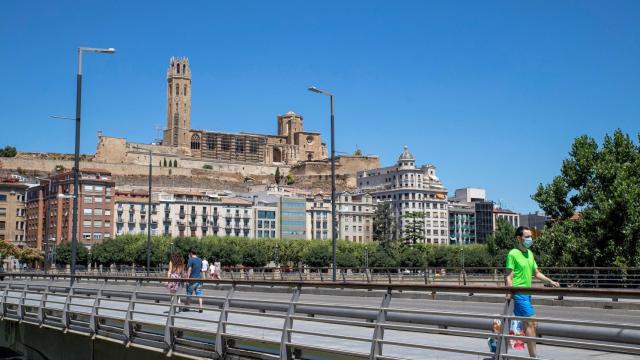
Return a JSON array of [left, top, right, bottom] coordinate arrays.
[[185, 248, 204, 312]]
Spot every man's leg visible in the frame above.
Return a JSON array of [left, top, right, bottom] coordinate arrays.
[[524, 317, 537, 358], [196, 283, 203, 311]]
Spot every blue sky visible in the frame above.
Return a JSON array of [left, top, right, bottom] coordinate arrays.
[[1, 1, 639, 213]]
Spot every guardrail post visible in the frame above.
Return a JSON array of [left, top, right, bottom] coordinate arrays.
[[215, 285, 236, 356], [123, 285, 139, 344], [280, 285, 301, 360], [89, 280, 106, 337], [61, 281, 76, 332], [38, 280, 54, 326], [495, 293, 513, 360], [17, 283, 27, 322], [594, 269, 599, 288], [164, 291, 178, 355], [369, 289, 392, 360], [1, 279, 13, 319]]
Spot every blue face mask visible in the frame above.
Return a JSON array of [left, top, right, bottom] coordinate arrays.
[[523, 237, 533, 249]]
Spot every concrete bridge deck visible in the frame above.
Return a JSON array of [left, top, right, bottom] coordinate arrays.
[[0, 276, 638, 360]]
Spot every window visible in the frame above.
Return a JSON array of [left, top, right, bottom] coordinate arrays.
[[0, 221, 4, 230], [94, 220, 102, 227], [184, 85, 187, 96], [93, 233, 102, 240], [105, 220, 111, 227], [84, 185, 93, 192], [83, 233, 91, 240], [105, 209, 111, 216], [94, 208, 103, 216], [104, 233, 111, 239], [84, 196, 93, 204], [191, 134, 201, 150], [0, 208, 4, 215], [83, 208, 92, 215], [236, 140, 244, 153], [95, 185, 104, 192], [206, 136, 216, 150], [94, 197, 103, 203], [83, 220, 91, 227]]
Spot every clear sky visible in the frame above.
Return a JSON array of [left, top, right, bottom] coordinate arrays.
[[1, 1, 639, 213]]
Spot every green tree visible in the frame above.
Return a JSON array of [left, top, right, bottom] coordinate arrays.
[[55, 242, 89, 266], [373, 202, 397, 247], [241, 240, 270, 267], [0, 146, 17, 157], [486, 218, 516, 266], [285, 172, 295, 185], [533, 130, 640, 267], [353, 148, 362, 156], [274, 167, 282, 184], [402, 211, 425, 244], [302, 241, 331, 267]]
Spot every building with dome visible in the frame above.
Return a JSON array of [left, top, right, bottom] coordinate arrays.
[[356, 146, 449, 245]]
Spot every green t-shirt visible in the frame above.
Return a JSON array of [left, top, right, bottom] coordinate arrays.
[[506, 248, 538, 287]]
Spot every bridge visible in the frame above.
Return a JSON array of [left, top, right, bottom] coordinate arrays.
[[0, 274, 638, 360]]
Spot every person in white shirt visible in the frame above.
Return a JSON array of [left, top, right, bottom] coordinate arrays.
[[201, 258, 209, 279]]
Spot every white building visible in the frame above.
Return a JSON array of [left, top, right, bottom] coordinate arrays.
[[157, 190, 253, 238], [336, 191, 375, 243], [357, 146, 449, 244]]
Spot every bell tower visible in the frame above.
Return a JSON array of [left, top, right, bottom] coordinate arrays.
[[163, 57, 192, 148]]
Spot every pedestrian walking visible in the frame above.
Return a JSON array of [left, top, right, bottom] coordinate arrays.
[[166, 252, 185, 311], [201, 257, 209, 279], [505, 226, 559, 359], [211, 260, 221, 280], [185, 248, 204, 313]]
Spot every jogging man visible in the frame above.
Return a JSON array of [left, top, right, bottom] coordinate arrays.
[[506, 226, 559, 359], [185, 248, 204, 313]]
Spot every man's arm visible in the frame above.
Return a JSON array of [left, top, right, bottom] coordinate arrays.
[[505, 269, 513, 287], [535, 269, 560, 287]]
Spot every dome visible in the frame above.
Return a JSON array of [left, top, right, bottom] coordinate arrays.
[[398, 145, 415, 161], [285, 110, 298, 116]]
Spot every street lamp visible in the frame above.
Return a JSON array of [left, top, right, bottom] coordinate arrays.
[[70, 47, 115, 283], [36, 177, 53, 273], [133, 146, 153, 276], [308, 86, 337, 281]]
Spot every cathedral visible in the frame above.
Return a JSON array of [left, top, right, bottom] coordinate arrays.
[[161, 57, 327, 165]]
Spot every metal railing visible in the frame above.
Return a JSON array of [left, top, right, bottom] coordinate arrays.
[[7, 266, 640, 288], [0, 274, 638, 360]]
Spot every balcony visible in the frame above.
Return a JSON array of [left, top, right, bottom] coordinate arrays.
[[151, 218, 158, 225], [140, 207, 147, 214]]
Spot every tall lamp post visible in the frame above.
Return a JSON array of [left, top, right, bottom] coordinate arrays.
[[36, 178, 53, 273], [134, 146, 153, 276], [71, 47, 115, 283], [308, 86, 337, 281]]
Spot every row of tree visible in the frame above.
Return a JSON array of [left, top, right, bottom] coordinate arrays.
[[56, 234, 496, 269]]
